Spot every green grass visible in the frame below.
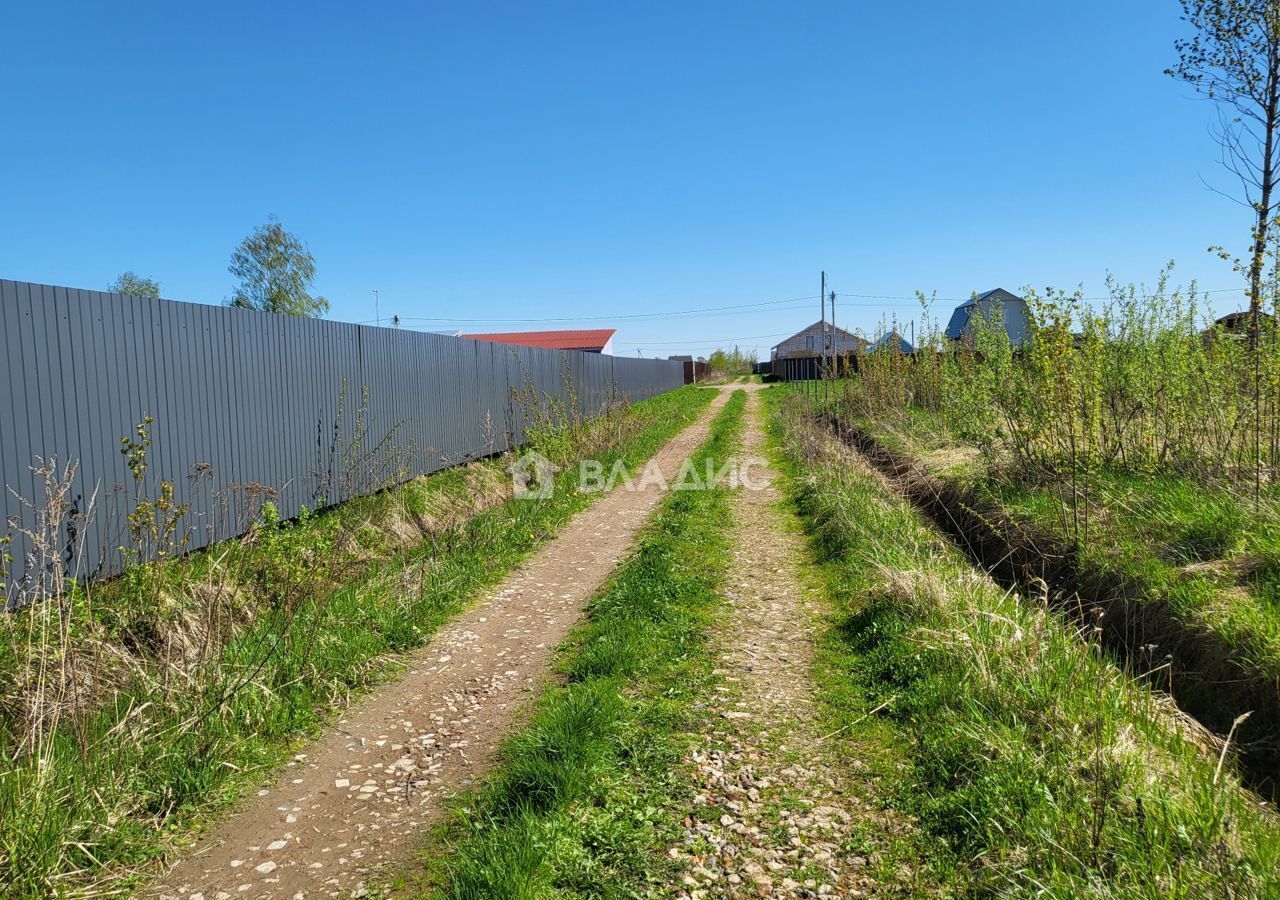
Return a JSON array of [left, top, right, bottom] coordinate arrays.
[[768, 390, 1280, 898], [843, 401, 1280, 726], [991, 470, 1280, 676], [759, 388, 960, 896], [0, 386, 714, 899], [420, 390, 746, 899]]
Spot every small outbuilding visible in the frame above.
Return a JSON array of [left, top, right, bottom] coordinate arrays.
[[667, 354, 710, 384]]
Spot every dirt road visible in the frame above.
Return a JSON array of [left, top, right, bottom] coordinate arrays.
[[671, 385, 905, 898], [152, 389, 730, 900]]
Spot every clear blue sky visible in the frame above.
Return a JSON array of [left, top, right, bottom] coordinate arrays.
[[0, 1, 1255, 359]]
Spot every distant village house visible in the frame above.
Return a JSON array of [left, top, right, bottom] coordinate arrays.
[[769, 320, 866, 381], [944, 288, 1030, 347], [770, 320, 865, 362], [872, 331, 913, 353]]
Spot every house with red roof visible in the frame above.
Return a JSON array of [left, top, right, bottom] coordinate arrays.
[[460, 328, 616, 355]]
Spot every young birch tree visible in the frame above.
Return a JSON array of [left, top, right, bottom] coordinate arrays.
[[227, 217, 329, 317], [1168, 1, 1280, 340], [108, 271, 161, 298], [1170, 1, 1280, 501]]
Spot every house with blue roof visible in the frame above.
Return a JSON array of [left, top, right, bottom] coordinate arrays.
[[944, 288, 1031, 347], [872, 330, 914, 353]]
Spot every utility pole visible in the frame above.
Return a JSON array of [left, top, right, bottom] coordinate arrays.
[[830, 289, 837, 380], [819, 271, 826, 392], [372, 289, 380, 327]]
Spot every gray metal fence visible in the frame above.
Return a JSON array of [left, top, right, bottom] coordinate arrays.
[[0, 279, 683, 586]]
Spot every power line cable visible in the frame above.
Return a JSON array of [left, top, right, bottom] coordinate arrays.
[[837, 287, 1245, 303], [357, 294, 823, 326], [615, 330, 792, 347], [367, 298, 926, 329], [352, 285, 1249, 328]]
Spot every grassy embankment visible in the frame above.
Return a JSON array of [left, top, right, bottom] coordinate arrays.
[[769, 388, 1280, 897], [833, 281, 1280, 756], [418, 390, 746, 898], [0, 385, 713, 898], [851, 406, 1280, 702]]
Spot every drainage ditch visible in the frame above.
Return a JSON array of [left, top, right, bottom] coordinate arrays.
[[825, 414, 1280, 797]]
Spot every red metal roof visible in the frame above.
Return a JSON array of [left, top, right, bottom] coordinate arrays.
[[460, 328, 616, 352]]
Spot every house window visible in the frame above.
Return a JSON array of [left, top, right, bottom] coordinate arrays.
[[806, 335, 815, 350]]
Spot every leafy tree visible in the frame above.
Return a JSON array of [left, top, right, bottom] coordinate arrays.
[[1168, 1, 1280, 333], [227, 217, 329, 317], [707, 345, 756, 376], [1169, 1, 1280, 504], [108, 271, 161, 298]]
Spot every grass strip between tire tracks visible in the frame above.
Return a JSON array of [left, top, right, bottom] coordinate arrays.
[[419, 389, 747, 898]]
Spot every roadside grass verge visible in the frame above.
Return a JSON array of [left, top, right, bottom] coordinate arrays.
[[0, 386, 713, 898], [989, 468, 1280, 687], [844, 403, 1280, 751], [769, 391, 1280, 897], [422, 390, 746, 898], [758, 387, 961, 895]]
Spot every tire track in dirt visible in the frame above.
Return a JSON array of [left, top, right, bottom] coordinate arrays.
[[671, 386, 908, 899], [151, 389, 731, 900]]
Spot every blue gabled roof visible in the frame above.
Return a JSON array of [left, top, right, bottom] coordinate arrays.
[[957, 289, 1002, 309], [944, 306, 970, 340], [947, 289, 1023, 339], [873, 331, 914, 353]]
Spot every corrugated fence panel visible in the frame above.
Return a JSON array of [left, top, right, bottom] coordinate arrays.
[[0, 280, 684, 588]]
